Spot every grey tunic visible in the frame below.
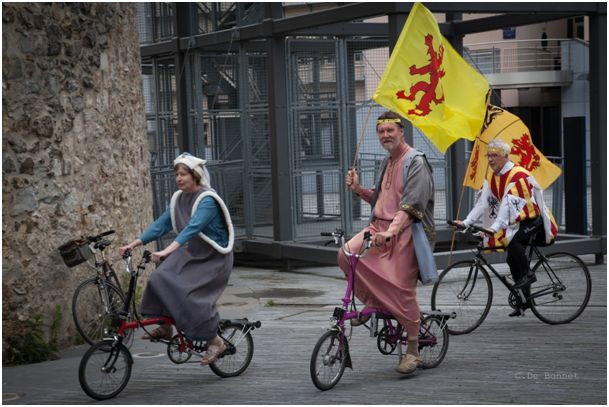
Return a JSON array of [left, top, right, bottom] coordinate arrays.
[[140, 189, 233, 340]]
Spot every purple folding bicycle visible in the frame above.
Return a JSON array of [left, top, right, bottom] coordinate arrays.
[[310, 229, 455, 390]]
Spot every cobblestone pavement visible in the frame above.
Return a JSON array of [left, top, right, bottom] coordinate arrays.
[[2, 255, 606, 404]]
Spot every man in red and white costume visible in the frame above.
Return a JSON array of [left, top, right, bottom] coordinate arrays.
[[453, 140, 557, 315]]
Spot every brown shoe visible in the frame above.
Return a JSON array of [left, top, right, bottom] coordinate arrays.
[[141, 324, 173, 341], [350, 314, 371, 327], [395, 353, 423, 374]]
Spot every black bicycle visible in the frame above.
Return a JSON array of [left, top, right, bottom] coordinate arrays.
[[59, 230, 133, 346], [431, 221, 591, 335]]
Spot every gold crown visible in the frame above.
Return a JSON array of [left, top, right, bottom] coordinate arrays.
[[377, 118, 402, 124]]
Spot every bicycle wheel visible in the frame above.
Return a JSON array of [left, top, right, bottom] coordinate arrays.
[[72, 278, 132, 346], [431, 260, 493, 335], [310, 330, 348, 391], [209, 323, 254, 378], [529, 252, 591, 324], [79, 339, 132, 400], [418, 316, 449, 369], [167, 335, 193, 364]]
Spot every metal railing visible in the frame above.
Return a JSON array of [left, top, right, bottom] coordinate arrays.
[[464, 38, 584, 74]]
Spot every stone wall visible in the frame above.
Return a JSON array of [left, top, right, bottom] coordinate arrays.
[[2, 3, 153, 349]]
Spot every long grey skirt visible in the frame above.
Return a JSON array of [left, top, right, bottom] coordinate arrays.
[[140, 237, 233, 340]]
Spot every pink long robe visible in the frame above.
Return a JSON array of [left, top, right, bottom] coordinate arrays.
[[338, 145, 425, 338]]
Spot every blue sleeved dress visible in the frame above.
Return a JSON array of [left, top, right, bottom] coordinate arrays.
[[138, 188, 233, 340]]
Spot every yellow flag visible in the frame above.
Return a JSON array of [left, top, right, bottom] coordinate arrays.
[[464, 105, 562, 190], [373, 2, 489, 153]]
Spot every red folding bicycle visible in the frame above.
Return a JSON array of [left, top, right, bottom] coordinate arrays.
[[78, 250, 261, 400]]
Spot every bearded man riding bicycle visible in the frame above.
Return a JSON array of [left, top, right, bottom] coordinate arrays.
[[341, 111, 436, 374], [452, 140, 558, 316]]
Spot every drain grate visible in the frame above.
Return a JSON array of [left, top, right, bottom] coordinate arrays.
[[132, 352, 165, 358]]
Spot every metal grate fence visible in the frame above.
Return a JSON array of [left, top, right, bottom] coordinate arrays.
[[138, 22, 573, 247], [288, 38, 453, 239]]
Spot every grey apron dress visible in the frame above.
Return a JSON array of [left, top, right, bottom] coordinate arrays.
[[140, 189, 233, 340]]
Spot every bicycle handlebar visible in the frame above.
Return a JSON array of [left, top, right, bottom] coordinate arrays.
[[86, 230, 115, 243], [122, 249, 152, 276], [447, 220, 495, 236], [321, 229, 389, 258]]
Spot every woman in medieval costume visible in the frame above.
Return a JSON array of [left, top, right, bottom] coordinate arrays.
[[120, 152, 235, 365]]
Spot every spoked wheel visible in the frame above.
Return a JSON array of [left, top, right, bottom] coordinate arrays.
[[209, 323, 254, 378], [431, 260, 493, 335], [529, 252, 591, 324], [167, 335, 193, 364], [376, 324, 399, 355], [310, 330, 349, 391], [72, 278, 133, 347], [79, 339, 132, 400], [418, 316, 449, 369]]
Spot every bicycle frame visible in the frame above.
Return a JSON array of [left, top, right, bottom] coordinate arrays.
[[107, 252, 174, 345], [466, 242, 562, 308], [110, 253, 258, 351], [334, 233, 393, 330], [332, 231, 450, 344]]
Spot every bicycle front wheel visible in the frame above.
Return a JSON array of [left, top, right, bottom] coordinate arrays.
[[310, 330, 348, 391], [209, 323, 254, 378], [418, 316, 449, 369], [529, 252, 591, 324], [79, 339, 132, 400], [431, 260, 493, 335]]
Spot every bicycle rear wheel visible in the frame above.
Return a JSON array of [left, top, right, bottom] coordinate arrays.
[[310, 330, 348, 391], [72, 278, 132, 346], [418, 316, 449, 369], [431, 260, 493, 335], [209, 323, 254, 378], [529, 252, 591, 324], [79, 339, 132, 400]]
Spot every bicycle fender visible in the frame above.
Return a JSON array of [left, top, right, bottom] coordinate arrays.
[[343, 337, 353, 370]]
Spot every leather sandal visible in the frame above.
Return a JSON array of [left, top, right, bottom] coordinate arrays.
[[350, 314, 371, 327], [395, 353, 423, 374], [141, 324, 173, 341], [200, 340, 227, 366]]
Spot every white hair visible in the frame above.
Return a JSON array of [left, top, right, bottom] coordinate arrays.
[[488, 139, 511, 157]]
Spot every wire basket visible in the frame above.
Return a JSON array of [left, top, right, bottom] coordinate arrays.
[[58, 239, 93, 267]]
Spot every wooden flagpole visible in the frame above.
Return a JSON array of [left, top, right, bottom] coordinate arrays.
[[352, 105, 374, 171]]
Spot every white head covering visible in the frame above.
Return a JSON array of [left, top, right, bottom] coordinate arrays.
[[174, 152, 211, 187]]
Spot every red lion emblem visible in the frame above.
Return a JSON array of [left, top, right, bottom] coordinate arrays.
[[469, 142, 480, 180], [396, 34, 445, 117], [511, 134, 540, 171]]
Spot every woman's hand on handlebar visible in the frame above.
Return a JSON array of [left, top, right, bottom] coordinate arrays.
[[151, 251, 168, 264], [119, 239, 142, 257], [152, 241, 181, 263]]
